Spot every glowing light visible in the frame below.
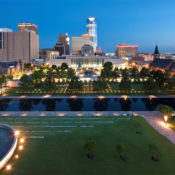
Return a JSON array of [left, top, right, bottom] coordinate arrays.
[[20, 138, 25, 143], [15, 130, 20, 136], [122, 95, 128, 100], [19, 145, 23, 151], [58, 113, 65, 116], [95, 113, 102, 116], [98, 95, 105, 100], [6, 165, 11, 171], [15, 155, 19, 159], [164, 116, 168, 122], [43, 95, 51, 98], [70, 96, 77, 99]]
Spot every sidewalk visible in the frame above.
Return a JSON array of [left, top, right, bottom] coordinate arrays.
[[0, 95, 175, 99]]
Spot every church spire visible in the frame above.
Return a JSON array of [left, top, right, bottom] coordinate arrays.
[[154, 45, 160, 55]]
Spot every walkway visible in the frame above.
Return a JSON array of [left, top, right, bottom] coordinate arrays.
[[0, 95, 175, 99]]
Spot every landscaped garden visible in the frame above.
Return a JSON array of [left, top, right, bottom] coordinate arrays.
[[1, 115, 175, 175], [2, 62, 175, 96]]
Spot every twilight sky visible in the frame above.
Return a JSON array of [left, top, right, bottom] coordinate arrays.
[[1, 0, 175, 53]]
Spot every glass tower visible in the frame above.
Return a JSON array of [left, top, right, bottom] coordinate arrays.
[[87, 17, 97, 52]]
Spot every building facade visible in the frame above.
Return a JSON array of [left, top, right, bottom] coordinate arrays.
[[18, 22, 38, 34], [46, 55, 126, 70], [116, 44, 138, 58], [54, 33, 70, 55], [87, 17, 97, 52], [0, 29, 39, 63], [71, 35, 90, 55], [46, 50, 60, 59]]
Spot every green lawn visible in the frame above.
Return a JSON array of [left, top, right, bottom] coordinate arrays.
[[6, 82, 173, 96], [1, 116, 175, 175]]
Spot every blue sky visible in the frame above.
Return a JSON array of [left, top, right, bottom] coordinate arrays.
[[1, 0, 175, 53]]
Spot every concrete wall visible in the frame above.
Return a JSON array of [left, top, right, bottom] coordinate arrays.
[[0, 124, 18, 170]]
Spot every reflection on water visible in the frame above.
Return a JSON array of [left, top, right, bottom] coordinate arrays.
[[0, 98, 174, 111], [42, 99, 57, 111], [19, 99, 33, 111], [120, 98, 132, 111], [67, 99, 83, 111], [93, 99, 109, 111]]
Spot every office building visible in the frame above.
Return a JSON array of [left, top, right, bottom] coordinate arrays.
[[87, 17, 97, 52], [116, 44, 138, 58], [81, 45, 94, 56], [0, 28, 39, 63], [54, 33, 70, 55], [18, 22, 38, 34], [71, 35, 90, 55]]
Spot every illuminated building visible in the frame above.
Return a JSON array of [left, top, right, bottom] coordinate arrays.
[[46, 55, 126, 70], [87, 17, 97, 52], [54, 33, 70, 55], [71, 35, 90, 55], [0, 28, 39, 63], [18, 22, 38, 34], [116, 44, 138, 58], [46, 50, 60, 59]]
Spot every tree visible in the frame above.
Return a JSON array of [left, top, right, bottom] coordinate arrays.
[[158, 105, 173, 117], [115, 144, 126, 161], [83, 140, 97, 159], [68, 76, 82, 94], [149, 144, 160, 161], [20, 74, 32, 89], [119, 77, 131, 91], [167, 75, 175, 92], [139, 67, 150, 79], [150, 70, 169, 87], [61, 63, 69, 70], [101, 62, 113, 81], [112, 68, 120, 80], [31, 70, 43, 88], [143, 77, 157, 92], [93, 77, 108, 94], [103, 62, 113, 71], [0, 74, 6, 95], [130, 67, 139, 80]]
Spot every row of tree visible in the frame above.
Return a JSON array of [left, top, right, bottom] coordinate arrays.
[[94, 62, 175, 93], [83, 140, 160, 161], [20, 63, 83, 92]]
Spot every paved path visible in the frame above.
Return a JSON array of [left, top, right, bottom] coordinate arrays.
[[0, 95, 175, 99], [1, 111, 175, 144]]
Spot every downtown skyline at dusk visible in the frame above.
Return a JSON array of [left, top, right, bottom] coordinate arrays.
[[1, 1, 175, 174], [1, 0, 175, 53]]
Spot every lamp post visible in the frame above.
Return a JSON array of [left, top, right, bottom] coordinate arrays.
[[164, 115, 168, 123]]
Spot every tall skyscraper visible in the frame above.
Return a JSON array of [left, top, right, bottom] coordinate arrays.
[[87, 17, 97, 52], [54, 33, 70, 55], [0, 28, 39, 63], [18, 22, 38, 34]]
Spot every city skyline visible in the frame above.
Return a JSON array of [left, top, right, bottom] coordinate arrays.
[[1, 0, 175, 53]]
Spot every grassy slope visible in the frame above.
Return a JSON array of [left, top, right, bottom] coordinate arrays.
[[0, 116, 175, 175]]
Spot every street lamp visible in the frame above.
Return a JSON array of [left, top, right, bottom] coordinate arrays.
[[164, 115, 168, 123]]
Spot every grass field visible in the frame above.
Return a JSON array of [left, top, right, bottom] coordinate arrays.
[[1, 115, 175, 175]]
